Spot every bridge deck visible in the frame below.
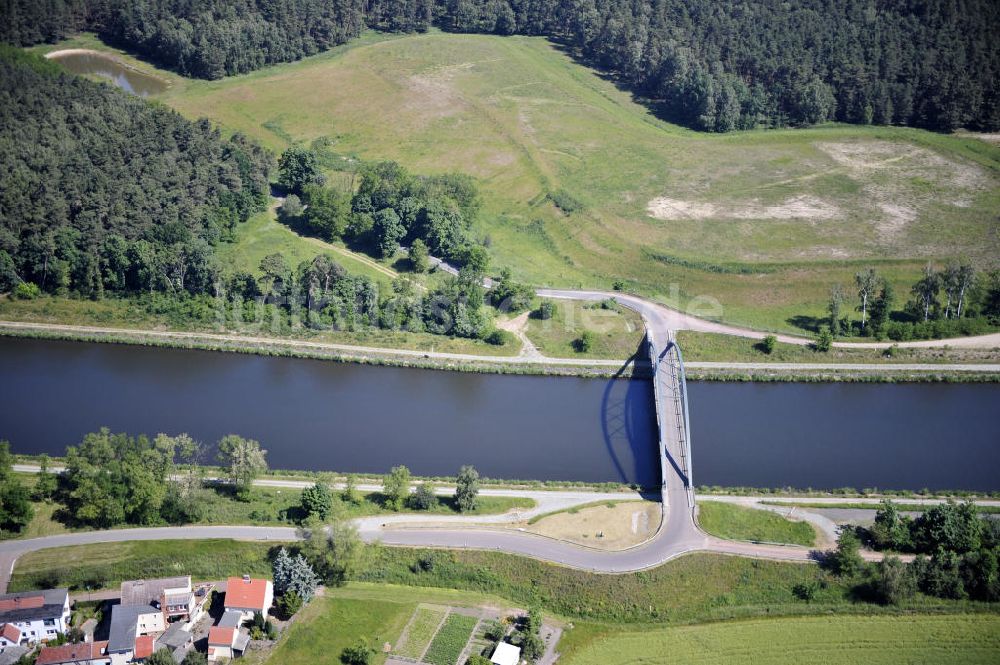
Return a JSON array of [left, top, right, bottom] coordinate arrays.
[[648, 332, 694, 508]]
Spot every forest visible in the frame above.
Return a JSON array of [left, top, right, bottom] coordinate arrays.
[[0, 47, 272, 298], [2, 0, 997, 131]]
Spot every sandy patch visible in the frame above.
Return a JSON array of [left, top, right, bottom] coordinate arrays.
[[646, 195, 839, 221], [519, 500, 662, 551], [816, 140, 991, 240]]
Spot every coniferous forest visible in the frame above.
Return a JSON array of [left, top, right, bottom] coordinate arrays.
[[0, 48, 273, 297], [2, 0, 997, 132]]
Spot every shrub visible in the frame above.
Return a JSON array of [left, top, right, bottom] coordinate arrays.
[[13, 281, 40, 299], [548, 189, 583, 214], [573, 330, 595, 353], [762, 335, 777, 354], [814, 327, 833, 352], [410, 482, 437, 511], [341, 641, 374, 665], [535, 300, 555, 320], [484, 329, 515, 346]]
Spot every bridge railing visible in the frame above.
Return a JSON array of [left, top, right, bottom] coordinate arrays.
[[650, 336, 695, 508]]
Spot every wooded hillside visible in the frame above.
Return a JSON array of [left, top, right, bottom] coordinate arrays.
[[2, 0, 997, 131], [0, 48, 273, 296]]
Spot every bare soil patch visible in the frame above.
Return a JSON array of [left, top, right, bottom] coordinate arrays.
[[646, 195, 839, 221]]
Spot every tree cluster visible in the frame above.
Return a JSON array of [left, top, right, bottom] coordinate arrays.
[[827, 500, 1000, 605], [0, 48, 272, 297], [817, 264, 1000, 344]]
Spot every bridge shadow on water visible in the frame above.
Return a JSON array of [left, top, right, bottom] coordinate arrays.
[[599, 334, 660, 488]]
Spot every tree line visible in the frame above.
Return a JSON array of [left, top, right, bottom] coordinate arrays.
[[4, 0, 997, 131], [0, 48, 272, 298], [824, 499, 999, 605], [815, 263, 1000, 346]]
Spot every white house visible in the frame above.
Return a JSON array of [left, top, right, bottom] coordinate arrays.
[[206, 627, 249, 662], [0, 589, 71, 645]]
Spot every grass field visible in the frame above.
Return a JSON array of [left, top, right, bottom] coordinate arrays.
[[697, 501, 817, 547], [559, 614, 1000, 664], [267, 595, 413, 665], [131, 30, 1000, 334], [523, 299, 646, 359], [676, 331, 1000, 364], [422, 613, 478, 665], [394, 606, 449, 659]]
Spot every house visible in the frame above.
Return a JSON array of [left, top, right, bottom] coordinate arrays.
[[206, 627, 249, 662], [0, 589, 71, 645], [0, 625, 20, 647], [35, 641, 111, 665], [223, 577, 272, 620], [217, 611, 243, 629], [154, 623, 194, 664], [120, 578, 198, 625], [490, 642, 521, 665], [107, 605, 164, 665]]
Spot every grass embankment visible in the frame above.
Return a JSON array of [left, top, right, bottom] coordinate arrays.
[[16, 542, 994, 624], [559, 614, 1000, 665], [522, 299, 646, 360], [677, 331, 1000, 365], [697, 501, 817, 546], [147, 31, 1000, 334], [7, 474, 532, 542]]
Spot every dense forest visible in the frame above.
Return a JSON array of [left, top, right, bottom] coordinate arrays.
[[2, 0, 997, 131], [0, 48, 272, 297]]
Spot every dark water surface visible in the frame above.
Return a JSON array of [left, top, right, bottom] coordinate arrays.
[[49, 52, 167, 97], [0, 337, 997, 490]]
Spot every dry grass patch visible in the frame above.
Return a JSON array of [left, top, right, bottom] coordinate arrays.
[[519, 500, 661, 550]]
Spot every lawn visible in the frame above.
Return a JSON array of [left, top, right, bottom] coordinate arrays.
[[422, 613, 478, 665], [559, 614, 1000, 665], [697, 501, 817, 547], [394, 606, 448, 659], [676, 331, 1000, 364], [267, 595, 414, 665], [522, 299, 646, 360]]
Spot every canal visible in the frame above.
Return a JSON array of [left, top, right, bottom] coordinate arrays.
[[0, 337, 997, 491]]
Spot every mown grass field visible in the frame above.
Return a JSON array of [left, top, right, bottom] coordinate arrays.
[[559, 614, 1000, 664], [132, 30, 1000, 334], [697, 501, 817, 547], [522, 299, 645, 360], [267, 595, 413, 665]]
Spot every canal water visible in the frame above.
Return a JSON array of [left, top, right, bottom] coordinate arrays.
[[48, 51, 167, 97], [0, 337, 997, 490]]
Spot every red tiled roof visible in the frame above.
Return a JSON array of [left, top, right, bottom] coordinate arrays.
[[36, 641, 108, 665], [208, 627, 236, 647], [0, 596, 44, 612], [224, 578, 269, 611], [0, 623, 20, 643], [134, 635, 154, 660]]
